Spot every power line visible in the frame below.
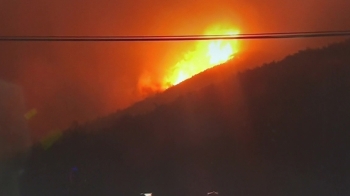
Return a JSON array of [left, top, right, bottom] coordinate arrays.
[[1, 30, 350, 42]]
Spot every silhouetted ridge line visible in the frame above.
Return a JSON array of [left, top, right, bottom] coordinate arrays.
[[21, 39, 350, 196]]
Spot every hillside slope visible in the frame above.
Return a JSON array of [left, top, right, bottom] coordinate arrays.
[[103, 51, 261, 122], [21, 40, 350, 196]]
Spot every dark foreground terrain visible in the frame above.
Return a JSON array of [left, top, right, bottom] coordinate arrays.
[[21, 40, 350, 196]]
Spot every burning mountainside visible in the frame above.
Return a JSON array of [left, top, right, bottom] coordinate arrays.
[[138, 25, 240, 95]]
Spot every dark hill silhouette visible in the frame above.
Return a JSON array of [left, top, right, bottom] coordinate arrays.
[[21, 40, 350, 196], [100, 50, 263, 122]]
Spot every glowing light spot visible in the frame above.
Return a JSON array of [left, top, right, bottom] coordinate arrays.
[[40, 128, 62, 150], [24, 108, 37, 120]]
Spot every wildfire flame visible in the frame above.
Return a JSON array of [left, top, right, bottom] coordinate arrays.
[[163, 27, 239, 87], [138, 25, 239, 96]]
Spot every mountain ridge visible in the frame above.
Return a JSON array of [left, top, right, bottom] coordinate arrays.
[[22, 39, 350, 196]]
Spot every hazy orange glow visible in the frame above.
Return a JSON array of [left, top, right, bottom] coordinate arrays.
[[138, 25, 239, 95]]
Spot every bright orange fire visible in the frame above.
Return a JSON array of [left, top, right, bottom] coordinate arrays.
[[138, 25, 239, 96], [163, 26, 239, 87]]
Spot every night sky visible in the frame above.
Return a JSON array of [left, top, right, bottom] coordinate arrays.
[[0, 0, 350, 140]]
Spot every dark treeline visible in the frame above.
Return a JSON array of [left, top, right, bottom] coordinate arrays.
[[21, 40, 350, 196]]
